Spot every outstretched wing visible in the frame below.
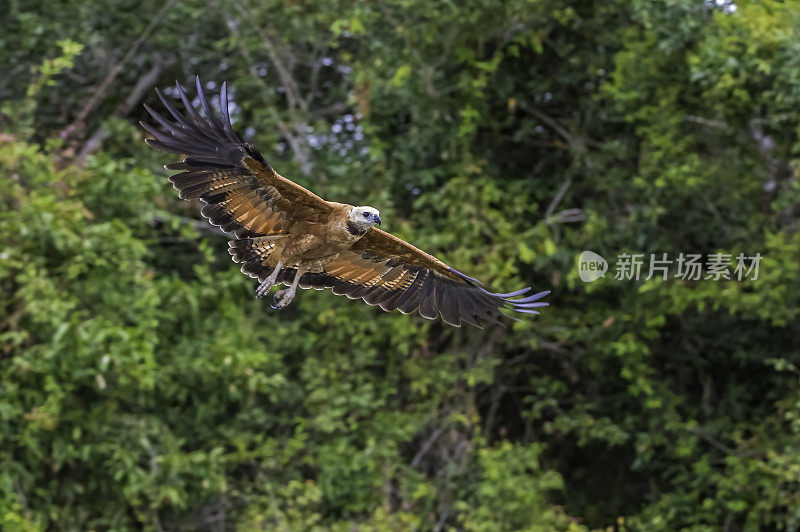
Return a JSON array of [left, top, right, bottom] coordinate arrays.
[[140, 77, 331, 238], [283, 227, 549, 327]]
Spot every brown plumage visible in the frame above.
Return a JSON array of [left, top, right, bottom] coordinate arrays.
[[141, 78, 549, 327]]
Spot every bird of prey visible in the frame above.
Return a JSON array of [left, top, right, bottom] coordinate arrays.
[[140, 78, 549, 327]]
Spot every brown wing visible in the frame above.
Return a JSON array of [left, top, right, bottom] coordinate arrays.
[[284, 227, 549, 328], [140, 77, 331, 238]]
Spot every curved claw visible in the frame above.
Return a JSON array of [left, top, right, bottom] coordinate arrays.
[[256, 279, 274, 298], [271, 288, 296, 309]]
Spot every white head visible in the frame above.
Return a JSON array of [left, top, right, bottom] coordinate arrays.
[[348, 205, 382, 233]]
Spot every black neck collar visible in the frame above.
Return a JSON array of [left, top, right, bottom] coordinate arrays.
[[346, 220, 367, 236]]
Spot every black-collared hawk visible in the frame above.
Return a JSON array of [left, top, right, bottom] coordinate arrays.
[[140, 78, 549, 327]]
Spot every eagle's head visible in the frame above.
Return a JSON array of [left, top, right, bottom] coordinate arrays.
[[349, 206, 382, 232]]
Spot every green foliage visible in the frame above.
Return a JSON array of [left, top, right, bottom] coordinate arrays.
[[457, 443, 572, 532], [2, 0, 800, 529]]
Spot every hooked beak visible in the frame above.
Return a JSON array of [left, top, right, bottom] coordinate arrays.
[[374, 214, 382, 226]]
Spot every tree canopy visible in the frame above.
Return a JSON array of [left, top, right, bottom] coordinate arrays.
[[1, 0, 799, 529]]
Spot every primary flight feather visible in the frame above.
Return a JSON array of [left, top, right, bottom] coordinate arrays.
[[141, 78, 549, 327]]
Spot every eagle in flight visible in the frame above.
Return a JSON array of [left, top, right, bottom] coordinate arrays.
[[141, 78, 549, 327]]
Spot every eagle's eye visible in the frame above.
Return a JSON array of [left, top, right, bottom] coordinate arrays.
[[363, 212, 370, 218]]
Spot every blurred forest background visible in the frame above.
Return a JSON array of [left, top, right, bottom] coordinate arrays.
[[2, 0, 800, 530]]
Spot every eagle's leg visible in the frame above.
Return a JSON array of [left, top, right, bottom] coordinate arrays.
[[271, 266, 304, 310], [255, 261, 282, 298]]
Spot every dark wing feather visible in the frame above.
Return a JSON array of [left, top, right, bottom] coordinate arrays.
[[299, 228, 549, 327], [228, 236, 283, 281], [140, 77, 331, 239]]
